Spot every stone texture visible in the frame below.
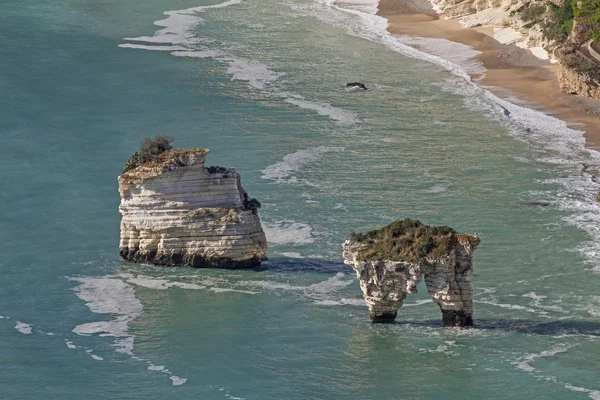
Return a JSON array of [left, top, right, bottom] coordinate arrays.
[[342, 224, 479, 327], [558, 63, 600, 99], [118, 148, 267, 268], [427, 0, 600, 98]]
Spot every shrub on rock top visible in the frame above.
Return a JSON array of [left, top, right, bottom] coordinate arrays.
[[123, 134, 173, 172]]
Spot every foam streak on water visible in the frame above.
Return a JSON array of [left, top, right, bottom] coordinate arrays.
[[261, 146, 345, 183], [119, 0, 360, 126], [310, 0, 600, 270]]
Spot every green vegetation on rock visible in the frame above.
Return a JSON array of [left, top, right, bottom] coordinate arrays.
[[123, 134, 173, 172], [574, 0, 600, 42], [243, 192, 261, 214], [349, 219, 457, 262], [544, 0, 600, 42], [545, 0, 575, 41]]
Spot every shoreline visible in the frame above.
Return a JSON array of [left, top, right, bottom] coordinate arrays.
[[377, 0, 600, 149]]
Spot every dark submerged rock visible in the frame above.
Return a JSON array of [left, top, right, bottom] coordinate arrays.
[[346, 82, 368, 90]]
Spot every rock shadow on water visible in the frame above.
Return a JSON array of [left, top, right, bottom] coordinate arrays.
[[257, 257, 350, 274], [117, 255, 351, 276]]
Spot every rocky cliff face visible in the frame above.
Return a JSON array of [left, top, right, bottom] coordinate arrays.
[[118, 148, 267, 268], [427, 0, 600, 98], [342, 220, 479, 327], [429, 0, 555, 58], [558, 59, 600, 99]]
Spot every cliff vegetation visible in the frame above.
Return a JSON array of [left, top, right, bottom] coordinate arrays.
[[349, 219, 457, 262], [123, 134, 174, 172], [517, 0, 600, 90]]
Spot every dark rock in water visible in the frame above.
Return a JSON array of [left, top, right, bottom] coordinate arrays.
[[519, 201, 551, 207], [342, 219, 479, 328], [442, 309, 473, 327], [581, 164, 599, 183], [371, 311, 397, 323], [346, 82, 368, 90]]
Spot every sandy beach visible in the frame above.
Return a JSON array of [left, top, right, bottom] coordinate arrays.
[[378, 0, 600, 148]]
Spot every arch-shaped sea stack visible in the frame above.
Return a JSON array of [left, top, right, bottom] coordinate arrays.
[[342, 219, 480, 327], [118, 148, 267, 268]]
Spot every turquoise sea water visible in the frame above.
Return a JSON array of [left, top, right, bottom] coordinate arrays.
[[2, 0, 600, 398]]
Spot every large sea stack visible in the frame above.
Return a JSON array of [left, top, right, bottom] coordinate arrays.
[[118, 147, 267, 268], [342, 219, 480, 327]]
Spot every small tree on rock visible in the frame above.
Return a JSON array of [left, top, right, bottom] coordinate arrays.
[[139, 135, 173, 163], [123, 134, 174, 172]]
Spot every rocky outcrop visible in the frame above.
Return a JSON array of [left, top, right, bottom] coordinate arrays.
[[342, 220, 479, 327], [558, 63, 600, 99], [346, 82, 369, 90], [427, 0, 600, 98], [118, 148, 267, 268], [429, 0, 556, 59]]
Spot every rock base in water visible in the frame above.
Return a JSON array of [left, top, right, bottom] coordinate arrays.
[[370, 311, 398, 323], [441, 310, 473, 327]]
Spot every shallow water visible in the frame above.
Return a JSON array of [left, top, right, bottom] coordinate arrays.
[[1, 0, 600, 398]]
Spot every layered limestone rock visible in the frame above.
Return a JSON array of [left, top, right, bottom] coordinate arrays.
[[118, 148, 267, 268], [342, 220, 479, 327]]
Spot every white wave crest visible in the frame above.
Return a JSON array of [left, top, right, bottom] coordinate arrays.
[[224, 57, 285, 90], [124, 275, 205, 291], [172, 49, 225, 58], [317, 0, 600, 273], [427, 184, 449, 193], [395, 35, 485, 76], [283, 96, 359, 125], [170, 376, 188, 386], [15, 322, 33, 334], [70, 276, 187, 384], [263, 221, 314, 245], [261, 146, 344, 183], [511, 343, 571, 373], [71, 277, 142, 350], [123, 0, 242, 47], [120, 0, 360, 126], [118, 44, 189, 51]]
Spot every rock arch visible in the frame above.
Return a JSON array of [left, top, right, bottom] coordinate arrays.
[[342, 220, 479, 327]]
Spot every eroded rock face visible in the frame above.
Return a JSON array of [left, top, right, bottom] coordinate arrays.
[[118, 148, 267, 268], [558, 64, 600, 99], [342, 220, 479, 327], [426, 0, 600, 98]]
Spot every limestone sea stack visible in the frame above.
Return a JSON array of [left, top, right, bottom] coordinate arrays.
[[342, 220, 480, 327], [118, 147, 267, 268]]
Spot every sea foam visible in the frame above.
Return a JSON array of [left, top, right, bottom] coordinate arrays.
[[263, 221, 315, 245], [15, 322, 33, 335], [120, 0, 360, 126], [282, 96, 359, 125], [261, 146, 344, 183], [70, 276, 188, 384], [315, 0, 600, 272]]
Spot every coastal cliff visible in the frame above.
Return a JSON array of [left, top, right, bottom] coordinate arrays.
[[118, 147, 267, 268], [426, 0, 600, 98], [342, 220, 479, 326]]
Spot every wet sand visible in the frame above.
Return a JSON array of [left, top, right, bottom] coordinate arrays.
[[378, 0, 600, 148]]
